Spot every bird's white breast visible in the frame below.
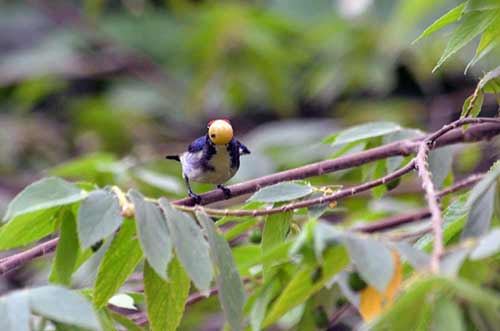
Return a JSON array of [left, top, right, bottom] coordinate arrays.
[[180, 145, 236, 184]]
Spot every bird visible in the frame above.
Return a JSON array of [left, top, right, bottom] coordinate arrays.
[[166, 119, 250, 204]]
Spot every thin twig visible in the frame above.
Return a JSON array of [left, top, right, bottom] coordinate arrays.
[[175, 160, 416, 217]]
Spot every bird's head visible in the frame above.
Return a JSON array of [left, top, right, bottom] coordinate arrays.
[[207, 119, 233, 145]]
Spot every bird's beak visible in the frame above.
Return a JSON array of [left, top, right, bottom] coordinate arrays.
[[208, 120, 233, 145]]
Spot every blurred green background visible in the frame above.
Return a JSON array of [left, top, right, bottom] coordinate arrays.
[[1, 0, 499, 230]]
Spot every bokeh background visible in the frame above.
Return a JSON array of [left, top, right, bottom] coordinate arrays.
[[1, 0, 500, 326]]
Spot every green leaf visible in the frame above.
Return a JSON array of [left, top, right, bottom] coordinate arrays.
[[108, 310, 145, 331], [78, 189, 123, 250], [49, 153, 117, 183], [144, 259, 190, 331], [372, 159, 388, 199], [461, 92, 485, 118], [466, 17, 500, 70], [94, 219, 143, 308], [159, 198, 213, 294], [465, 0, 500, 12], [441, 248, 471, 277], [478, 65, 500, 90], [29, 286, 101, 331], [428, 146, 455, 188], [134, 169, 183, 194], [463, 182, 497, 238], [0, 292, 30, 331], [3, 177, 87, 221], [197, 211, 246, 331], [247, 182, 313, 203], [262, 245, 349, 327], [393, 242, 430, 270], [344, 235, 394, 292], [49, 211, 79, 285], [417, 195, 468, 252], [129, 190, 172, 280], [433, 10, 499, 72], [0, 207, 58, 250], [262, 209, 292, 279], [323, 122, 401, 147], [467, 161, 500, 208], [250, 279, 280, 331], [413, 3, 466, 43], [470, 228, 500, 259]]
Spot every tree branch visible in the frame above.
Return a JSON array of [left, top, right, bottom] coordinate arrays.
[[176, 160, 416, 217], [0, 120, 498, 276], [174, 120, 500, 206]]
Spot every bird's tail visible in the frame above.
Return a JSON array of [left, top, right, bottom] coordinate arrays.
[[165, 155, 180, 162]]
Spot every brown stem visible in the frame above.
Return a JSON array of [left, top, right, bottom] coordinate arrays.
[[176, 160, 416, 217]]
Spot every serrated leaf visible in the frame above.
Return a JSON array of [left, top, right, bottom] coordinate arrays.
[[433, 10, 499, 72], [463, 183, 496, 239], [29, 286, 101, 331], [428, 146, 455, 188], [433, 298, 465, 331], [144, 259, 190, 331], [0, 292, 30, 331], [262, 245, 349, 327], [0, 207, 58, 250], [159, 198, 213, 294], [94, 219, 143, 308], [3, 177, 87, 221], [470, 228, 500, 259], [262, 208, 291, 279], [197, 211, 246, 331], [247, 182, 313, 203], [345, 235, 394, 292], [413, 3, 466, 43], [78, 189, 123, 249], [323, 122, 401, 147], [49, 211, 79, 285], [372, 159, 388, 199], [129, 190, 172, 280]]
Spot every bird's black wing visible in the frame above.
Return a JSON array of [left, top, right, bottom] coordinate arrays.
[[237, 140, 251, 155], [188, 135, 208, 153]]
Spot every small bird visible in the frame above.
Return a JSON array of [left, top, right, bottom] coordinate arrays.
[[166, 119, 250, 204]]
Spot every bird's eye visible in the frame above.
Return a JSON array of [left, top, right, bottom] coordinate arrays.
[[211, 134, 216, 138]]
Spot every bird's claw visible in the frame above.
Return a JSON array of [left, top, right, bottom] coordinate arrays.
[[217, 185, 232, 199], [189, 192, 202, 204]]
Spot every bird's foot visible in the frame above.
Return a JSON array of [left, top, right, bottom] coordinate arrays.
[[188, 191, 202, 204], [217, 184, 232, 199]]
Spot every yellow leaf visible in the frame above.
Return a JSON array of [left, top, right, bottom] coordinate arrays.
[[359, 251, 402, 321]]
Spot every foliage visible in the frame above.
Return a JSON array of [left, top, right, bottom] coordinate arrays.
[[1, 1, 500, 331]]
